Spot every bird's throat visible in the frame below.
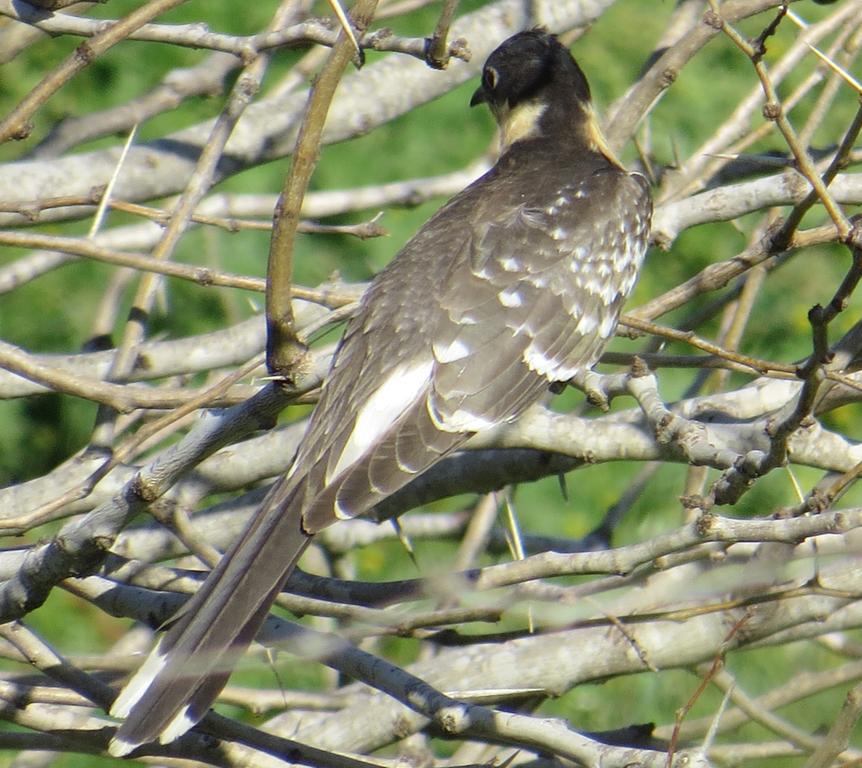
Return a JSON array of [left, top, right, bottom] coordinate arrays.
[[498, 100, 546, 150], [498, 99, 621, 169]]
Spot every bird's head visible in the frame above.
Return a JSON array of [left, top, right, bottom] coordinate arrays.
[[471, 29, 616, 162]]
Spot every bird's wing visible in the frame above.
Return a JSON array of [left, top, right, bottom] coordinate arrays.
[[294, 236, 472, 531], [429, 166, 651, 430], [299, 167, 651, 530]]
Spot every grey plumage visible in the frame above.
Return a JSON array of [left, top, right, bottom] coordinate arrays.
[[109, 28, 652, 756]]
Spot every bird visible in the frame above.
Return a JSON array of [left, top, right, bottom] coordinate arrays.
[[108, 28, 652, 756]]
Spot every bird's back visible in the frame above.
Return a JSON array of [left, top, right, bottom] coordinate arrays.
[[292, 138, 650, 529]]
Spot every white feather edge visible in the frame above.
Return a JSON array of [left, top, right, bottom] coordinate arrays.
[[108, 638, 168, 755], [107, 735, 138, 757], [110, 638, 167, 719], [327, 358, 434, 492], [159, 706, 197, 745]]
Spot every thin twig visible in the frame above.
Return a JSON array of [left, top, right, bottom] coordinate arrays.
[[0, 0, 190, 143], [266, 0, 380, 379]]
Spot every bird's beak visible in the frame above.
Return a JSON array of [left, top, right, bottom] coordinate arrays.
[[470, 87, 486, 107]]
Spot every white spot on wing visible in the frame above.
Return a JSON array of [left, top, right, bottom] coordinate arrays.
[[619, 268, 639, 295], [449, 408, 496, 430], [428, 399, 497, 432], [433, 337, 470, 363], [497, 287, 523, 307], [328, 359, 433, 482], [575, 313, 598, 335], [110, 639, 167, 719], [523, 344, 579, 380], [599, 281, 618, 303], [599, 314, 618, 339]]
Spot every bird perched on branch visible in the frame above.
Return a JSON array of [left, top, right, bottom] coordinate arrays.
[[109, 28, 652, 756]]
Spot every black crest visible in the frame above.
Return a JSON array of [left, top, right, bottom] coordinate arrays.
[[471, 29, 592, 110]]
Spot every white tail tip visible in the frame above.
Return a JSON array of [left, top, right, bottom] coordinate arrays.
[[110, 638, 167, 718]]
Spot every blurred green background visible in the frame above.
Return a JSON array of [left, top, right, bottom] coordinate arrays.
[[1, 1, 860, 765]]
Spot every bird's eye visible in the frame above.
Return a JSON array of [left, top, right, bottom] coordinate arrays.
[[483, 66, 499, 91]]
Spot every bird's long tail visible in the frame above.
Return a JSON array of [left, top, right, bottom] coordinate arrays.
[[108, 478, 311, 756]]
